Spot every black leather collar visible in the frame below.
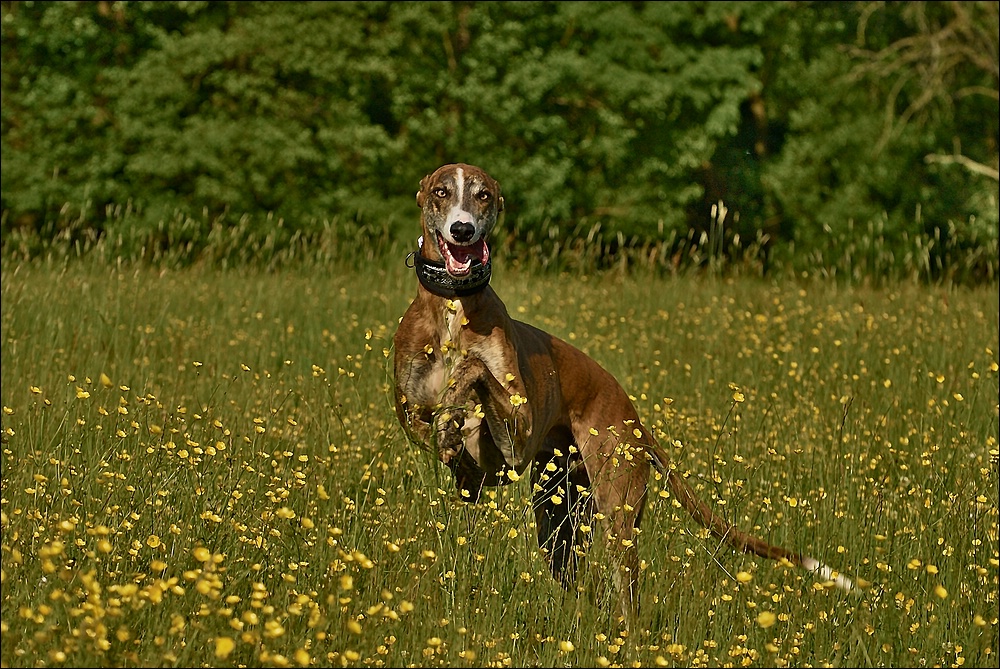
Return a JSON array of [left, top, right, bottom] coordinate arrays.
[[407, 246, 492, 298]]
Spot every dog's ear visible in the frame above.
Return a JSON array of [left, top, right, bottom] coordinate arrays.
[[416, 175, 431, 209], [497, 195, 504, 213]]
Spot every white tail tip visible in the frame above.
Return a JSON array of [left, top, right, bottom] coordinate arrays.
[[801, 556, 854, 592]]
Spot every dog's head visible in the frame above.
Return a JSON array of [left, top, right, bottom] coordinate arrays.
[[416, 163, 504, 278]]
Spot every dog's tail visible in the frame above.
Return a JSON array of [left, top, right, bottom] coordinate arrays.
[[648, 447, 854, 592]]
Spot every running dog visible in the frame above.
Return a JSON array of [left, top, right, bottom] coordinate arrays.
[[392, 163, 852, 619]]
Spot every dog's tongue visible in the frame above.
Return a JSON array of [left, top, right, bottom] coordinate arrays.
[[442, 238, 490, 277]]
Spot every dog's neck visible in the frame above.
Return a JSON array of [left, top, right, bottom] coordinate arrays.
[[410, 236, 492, 298]]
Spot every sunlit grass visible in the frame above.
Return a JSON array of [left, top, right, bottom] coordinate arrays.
[[2, 255, 997, 667]]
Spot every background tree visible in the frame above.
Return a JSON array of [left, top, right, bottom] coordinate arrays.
[[850, 1, 998, 181], [2, 1, 996, 279]]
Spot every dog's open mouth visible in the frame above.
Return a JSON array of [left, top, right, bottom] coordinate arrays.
[[436, 233, 490, 277]]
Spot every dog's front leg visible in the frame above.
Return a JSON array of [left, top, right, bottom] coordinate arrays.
[[438, 355, 532, 474]]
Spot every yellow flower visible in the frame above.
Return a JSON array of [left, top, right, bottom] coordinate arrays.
[[757, 611, 777, 628], [736, 571, 753, 583], [934, 584, 948, 599], [559, 640, 575, 652], [215, 637, 235, 659]]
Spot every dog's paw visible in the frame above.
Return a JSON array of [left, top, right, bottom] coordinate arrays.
[[435, 410, 466, 464]]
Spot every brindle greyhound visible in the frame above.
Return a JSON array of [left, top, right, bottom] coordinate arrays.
[[392, 163, 852, 619]]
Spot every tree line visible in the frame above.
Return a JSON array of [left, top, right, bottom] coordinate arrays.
[[1, 1, 997, 279]]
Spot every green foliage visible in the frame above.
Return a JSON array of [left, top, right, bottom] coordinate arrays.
[[1, 1, 997, 281], [759, 2, 999, 279]]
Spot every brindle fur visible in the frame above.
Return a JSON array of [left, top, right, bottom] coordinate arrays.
[[393, 163, 852, 623]]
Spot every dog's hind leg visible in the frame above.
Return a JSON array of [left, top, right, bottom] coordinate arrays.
[[576, 426, 652, 627]]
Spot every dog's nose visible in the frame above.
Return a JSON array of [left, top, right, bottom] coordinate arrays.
[[450, 221, 476, 243]]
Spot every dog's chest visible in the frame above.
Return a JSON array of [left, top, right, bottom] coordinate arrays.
[[402, 299, 512, 407], [435, 301, 468, 385]]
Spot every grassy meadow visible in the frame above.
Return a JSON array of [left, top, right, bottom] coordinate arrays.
[[1, 252, 997, 667]]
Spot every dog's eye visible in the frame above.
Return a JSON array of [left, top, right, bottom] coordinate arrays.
[[433, 188, 448, 198], [477, 191, 492, 202]]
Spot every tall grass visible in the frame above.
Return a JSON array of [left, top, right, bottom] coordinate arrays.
[[1, 250, 997, 667], [3, 197, 997, 284]]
